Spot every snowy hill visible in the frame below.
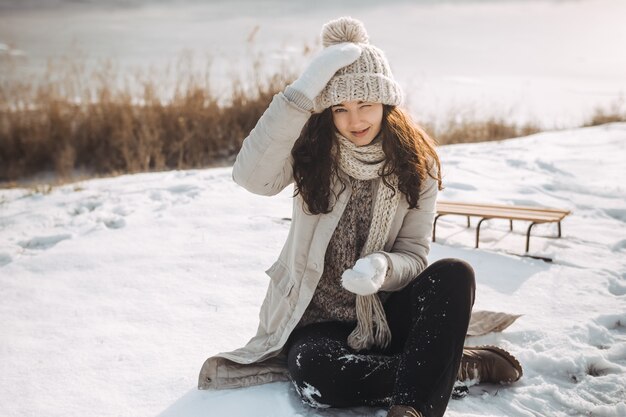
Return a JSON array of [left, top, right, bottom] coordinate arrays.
[[1, 123, 625, 417]]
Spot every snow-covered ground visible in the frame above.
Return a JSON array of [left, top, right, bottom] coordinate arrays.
[[1, 123, 625, 416]]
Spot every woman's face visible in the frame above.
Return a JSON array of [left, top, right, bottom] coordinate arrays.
[[331, 101, 383, 147]]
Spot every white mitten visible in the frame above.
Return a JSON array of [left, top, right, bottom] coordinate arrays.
[[289, 42, 361, 102], [341, 253, 388, 296]]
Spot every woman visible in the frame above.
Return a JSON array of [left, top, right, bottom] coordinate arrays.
[[198, 17, 522, 417]]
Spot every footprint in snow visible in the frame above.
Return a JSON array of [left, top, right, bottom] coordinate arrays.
[[604, 208, 626, 223], [594, 314, 626, 333], [611, 239, 626, 252], [103, 217, 126, 229], [150, 184, 201, 203], [18, 233, 72, 250], [608, 277, 626, 296], [585, 357, 622, 377], [70, 198, 103, 216], [167, 183, 201, 196], [535, 160, 572, 177], [505, 158, 527, 168], [0, 252, 12, 267]]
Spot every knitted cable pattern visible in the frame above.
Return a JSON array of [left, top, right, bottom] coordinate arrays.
[[314, 50, 403, 112], [336, 132, 401, 350], [313, 17, 403, 112]]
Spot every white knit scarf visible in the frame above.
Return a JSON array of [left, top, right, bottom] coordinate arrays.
[[335, 132, 401, 351]]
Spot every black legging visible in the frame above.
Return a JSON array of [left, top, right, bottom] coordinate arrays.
[[285, 258, 475, 417]]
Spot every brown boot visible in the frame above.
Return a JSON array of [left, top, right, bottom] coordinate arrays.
[[458, 345, 523, 384], [387, 405, 424, 417]]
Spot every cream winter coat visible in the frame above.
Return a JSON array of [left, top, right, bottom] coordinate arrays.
[[197, 92, 438, 390]]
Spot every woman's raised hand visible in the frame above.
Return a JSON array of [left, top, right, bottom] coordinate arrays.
[[341, 253, 388, 296], [289, 43, 361, 104]]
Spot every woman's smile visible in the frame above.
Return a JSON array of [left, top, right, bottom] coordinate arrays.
[[351, 127, 370, 138]]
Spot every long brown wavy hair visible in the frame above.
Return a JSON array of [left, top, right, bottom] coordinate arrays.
[[292, 105, 443, 215]]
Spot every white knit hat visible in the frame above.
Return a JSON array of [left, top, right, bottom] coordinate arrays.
[[314, 17, 404, 112]]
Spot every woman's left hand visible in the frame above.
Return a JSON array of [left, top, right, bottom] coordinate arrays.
[[341, 253, 388, 296]]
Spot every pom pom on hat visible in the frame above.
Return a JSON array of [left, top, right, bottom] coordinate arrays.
[[314, 16, 403, 112], [322, 16, 369, 47]]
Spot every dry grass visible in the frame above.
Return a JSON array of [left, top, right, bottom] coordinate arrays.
[[424, 116, 541, 146], [1, 50, 625, 187], [583, 98, 626, 126], [0, 51, 296, 184]]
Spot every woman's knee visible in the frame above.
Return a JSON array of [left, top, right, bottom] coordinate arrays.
[[418, 258, 475, 302], [428, 258, 474, 284], [444, 257, 474, 283]]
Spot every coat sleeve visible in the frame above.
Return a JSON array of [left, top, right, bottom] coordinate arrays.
[[232, 92, 312, 196], [378, 172, 438, 292]]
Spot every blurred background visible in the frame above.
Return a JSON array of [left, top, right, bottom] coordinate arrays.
[[1, 0, 625, 185]]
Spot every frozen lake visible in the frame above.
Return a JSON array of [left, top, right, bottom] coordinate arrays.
[[1, 0, 625, 129]]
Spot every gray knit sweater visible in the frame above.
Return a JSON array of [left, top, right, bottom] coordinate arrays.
[[297, 176, 388, 329]]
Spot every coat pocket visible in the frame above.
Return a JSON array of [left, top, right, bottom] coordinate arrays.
[[257, 260, 297, 336], [265, 260, 295, 297]]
